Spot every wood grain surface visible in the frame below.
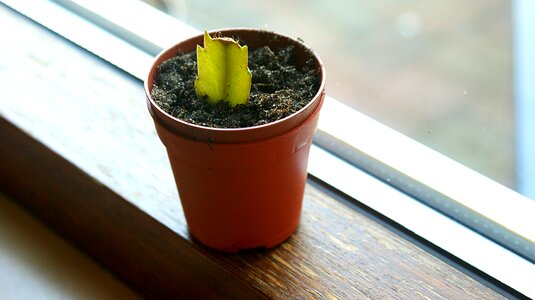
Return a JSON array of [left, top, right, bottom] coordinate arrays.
[[0, 7, 507, 299]]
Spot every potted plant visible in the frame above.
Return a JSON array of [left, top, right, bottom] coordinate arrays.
[[145, 29, 326, 252]]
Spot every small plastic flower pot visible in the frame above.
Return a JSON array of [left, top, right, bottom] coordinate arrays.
[[145, 29, 326, 252]]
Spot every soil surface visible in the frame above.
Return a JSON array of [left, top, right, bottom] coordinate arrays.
[[151, 45, 320, 128]]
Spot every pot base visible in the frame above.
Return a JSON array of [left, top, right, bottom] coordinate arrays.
[[189, 216, 300, 253]]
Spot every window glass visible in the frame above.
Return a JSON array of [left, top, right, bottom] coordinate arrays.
[[144, 0, 531, 200]]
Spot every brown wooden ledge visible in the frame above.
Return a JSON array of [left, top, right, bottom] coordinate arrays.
[[0, 6, 506, 299]]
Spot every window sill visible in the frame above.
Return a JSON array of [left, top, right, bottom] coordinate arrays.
[[0, 5, 518, 299]]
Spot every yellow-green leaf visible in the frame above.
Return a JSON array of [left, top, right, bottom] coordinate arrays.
[[194, 31, 252, 107]]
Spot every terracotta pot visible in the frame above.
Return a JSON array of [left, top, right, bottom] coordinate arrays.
[[145, 29, 326, 252]]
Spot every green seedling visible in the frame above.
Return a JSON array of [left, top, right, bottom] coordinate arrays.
[[195, 31, 252, 107]]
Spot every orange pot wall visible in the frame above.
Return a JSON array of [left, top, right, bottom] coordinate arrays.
[[149, 98, 322, 252], [146, 29, 326, 252]]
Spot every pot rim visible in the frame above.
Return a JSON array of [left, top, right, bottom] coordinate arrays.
[[145, 28, 326, 143]]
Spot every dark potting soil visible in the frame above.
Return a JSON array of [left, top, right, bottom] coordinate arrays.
[[151, 45, 320, 128]]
